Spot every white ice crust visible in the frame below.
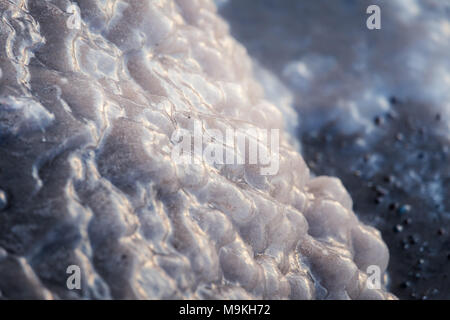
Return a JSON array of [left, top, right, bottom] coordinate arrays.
[[0, 0, 396, 300]]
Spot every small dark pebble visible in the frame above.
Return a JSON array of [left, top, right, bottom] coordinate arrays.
[[408, 235, 418, 245], [436, 113, 441, 121], [374, 197, 382, 205], [383, 175, 395, 183], [389, 202, 399, 211], [403, 218, 412, 225], [374, 116, 383, 126], [400, 281, 411, 289], [437, 228, 445, 236], [389, 96, 398, 105]]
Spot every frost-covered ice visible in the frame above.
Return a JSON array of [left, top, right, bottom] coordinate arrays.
[[0, 0, 395, 299]]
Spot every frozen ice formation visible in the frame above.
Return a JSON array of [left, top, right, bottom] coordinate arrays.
[[0, 0, 395, 299]]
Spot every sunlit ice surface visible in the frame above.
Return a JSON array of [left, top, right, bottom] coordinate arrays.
[[0, 0, 447, 300]]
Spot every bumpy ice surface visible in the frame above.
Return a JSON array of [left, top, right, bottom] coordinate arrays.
[[0, 0, 395, 299]]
